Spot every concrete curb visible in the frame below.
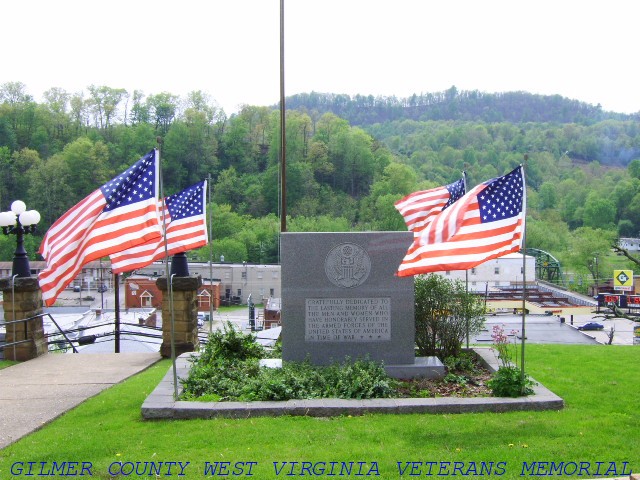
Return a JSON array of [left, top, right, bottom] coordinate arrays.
[[141, 347, 564, 419]]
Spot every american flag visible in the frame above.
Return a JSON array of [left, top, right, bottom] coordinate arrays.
[[397, 166, 526, 276], [39, 150, 162, 306], [394, 176, 466, 234], [109, 180, 208, 273]]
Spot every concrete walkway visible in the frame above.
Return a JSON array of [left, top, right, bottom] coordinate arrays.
[[0, 352, 161, 449]]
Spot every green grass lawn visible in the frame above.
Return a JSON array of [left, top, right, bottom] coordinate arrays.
[[0, 345, 637, 479], [0, 360, 18, 370]]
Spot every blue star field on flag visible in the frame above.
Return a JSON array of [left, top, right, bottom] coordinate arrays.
[[477, 166, 524, 223], [165, 180, 205, 221], [443, 177, 466, 210], [100, 151, 156, 211]]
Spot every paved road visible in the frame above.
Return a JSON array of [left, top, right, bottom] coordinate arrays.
[[476, 314, 636, 345]]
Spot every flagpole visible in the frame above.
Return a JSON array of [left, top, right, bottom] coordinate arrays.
[[157, 138, 178, 399], [279, 0, 286, 235], [207, 174, 214, 334], [114, 273, 120, 353], [520, 157, 528, 393], [462, 171, 470, 350]]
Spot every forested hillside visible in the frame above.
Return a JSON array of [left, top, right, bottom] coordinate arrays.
[[1, 81, 640, 292], [285, 87, 637, 131]]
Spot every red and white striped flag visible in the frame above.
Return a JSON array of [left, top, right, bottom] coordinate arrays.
[[109, 180, 208, 273], [394, 176, 466, 234], [397, 166, 526, 276], [38, 150, 162, 306]]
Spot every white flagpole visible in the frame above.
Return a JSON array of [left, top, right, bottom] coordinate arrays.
[[157, 139, 178, 399]]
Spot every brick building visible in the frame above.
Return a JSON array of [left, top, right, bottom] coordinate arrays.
[[124, 275, 220, 311]]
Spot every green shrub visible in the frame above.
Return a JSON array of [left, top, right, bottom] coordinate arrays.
[[443, 352, 480, 374], [198, 321, 266, 364], [487, 366, 536, 397], [414, 274, 486, 358], [181, 325, 398, 401]]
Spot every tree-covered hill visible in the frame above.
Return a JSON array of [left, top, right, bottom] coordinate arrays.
[[2, 81, 640, 293], [285, 86, 636, 127]]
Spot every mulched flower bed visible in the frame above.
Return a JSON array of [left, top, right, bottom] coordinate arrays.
[[395, 356, 493, 398]]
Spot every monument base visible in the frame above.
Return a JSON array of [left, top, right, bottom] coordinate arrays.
[[384, 356, 445, 379], [259, 356, 445, 380]]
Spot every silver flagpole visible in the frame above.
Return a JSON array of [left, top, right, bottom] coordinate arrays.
[[462, 171, 470, 350], [520, 157, 528, 393], [279, 0, 286, 236], [157, 138, 178, 399], [207, 175, 214, 333]]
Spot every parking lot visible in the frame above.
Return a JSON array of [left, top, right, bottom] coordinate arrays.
[[475, 313, 637, 346]]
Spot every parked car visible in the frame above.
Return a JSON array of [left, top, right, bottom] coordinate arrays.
[[578, 322, 604, 331]]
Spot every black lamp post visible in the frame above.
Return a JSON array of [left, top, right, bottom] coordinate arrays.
[[0, 201, 41, 278], [170, 252, 190, 277]]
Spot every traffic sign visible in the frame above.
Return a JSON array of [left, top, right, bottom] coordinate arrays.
[[613, 269, 633, 291]]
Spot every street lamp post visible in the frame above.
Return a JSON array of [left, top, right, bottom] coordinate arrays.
[[0, 200, 41, 278]]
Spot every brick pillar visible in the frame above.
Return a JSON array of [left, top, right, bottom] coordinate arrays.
[[0, 277, 46, 361], [156, 275, 201, 358]]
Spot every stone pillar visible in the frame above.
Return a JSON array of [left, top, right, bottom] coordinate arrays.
[[0, 277, 47, 361], [156, 275, 201, 358]]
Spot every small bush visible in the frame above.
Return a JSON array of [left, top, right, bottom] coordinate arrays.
[[487, 366, 536, 397], [443, 352, 480, 375], [197, 321, 266, 364], [414, 274, 486, 358], [181, 325, 398, 401]]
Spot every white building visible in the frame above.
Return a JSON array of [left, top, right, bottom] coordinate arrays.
[[618, 238, 640, 252], [435, 253, 535, 292]]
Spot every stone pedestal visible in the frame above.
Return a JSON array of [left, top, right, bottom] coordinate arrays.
[[0, 277, 47, 361], [156, 275, 201, 358]]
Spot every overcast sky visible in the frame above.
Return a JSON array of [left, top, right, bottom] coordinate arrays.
[[3, 0, 639, 115]]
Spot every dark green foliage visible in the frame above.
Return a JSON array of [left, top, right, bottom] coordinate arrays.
[[487, 366, 536, 397], [180, 324, 397, 401], [286, 89, 631, 128], [198, 321, 266, 364], [443, 352, 481, 375]]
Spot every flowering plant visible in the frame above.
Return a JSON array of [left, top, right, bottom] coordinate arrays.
[[491, 324, 518, 368], [488, 324, 535, 397]]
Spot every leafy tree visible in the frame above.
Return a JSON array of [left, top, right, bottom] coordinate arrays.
[[564, 227, 616, 284], [129, 90, 150, 125], [213, 167, 245, 207], [582, 192, 616, 229], [537, 182, 558, 210], [210, 203, 248, 240], [27, 138, 109, 227], [147, 92, 179, 133], [628, 159, 640, 179], [617, 219, 636, 237], [208, 237, 248, 263], [414, 274, 485, 358], [162, 116, 218, 190], [87, 85, 127, 131], [526, 216, 570, 254]]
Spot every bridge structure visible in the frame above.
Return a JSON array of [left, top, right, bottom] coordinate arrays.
[[525, 248, 563, 285]]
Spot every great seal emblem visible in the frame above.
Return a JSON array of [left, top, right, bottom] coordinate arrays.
[[324, 243, 371, 288]]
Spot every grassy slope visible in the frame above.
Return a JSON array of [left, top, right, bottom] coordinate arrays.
[[0, 345, 637, 479]]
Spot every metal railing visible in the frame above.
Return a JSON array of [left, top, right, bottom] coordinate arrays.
[[2, 312, 79, 355]]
